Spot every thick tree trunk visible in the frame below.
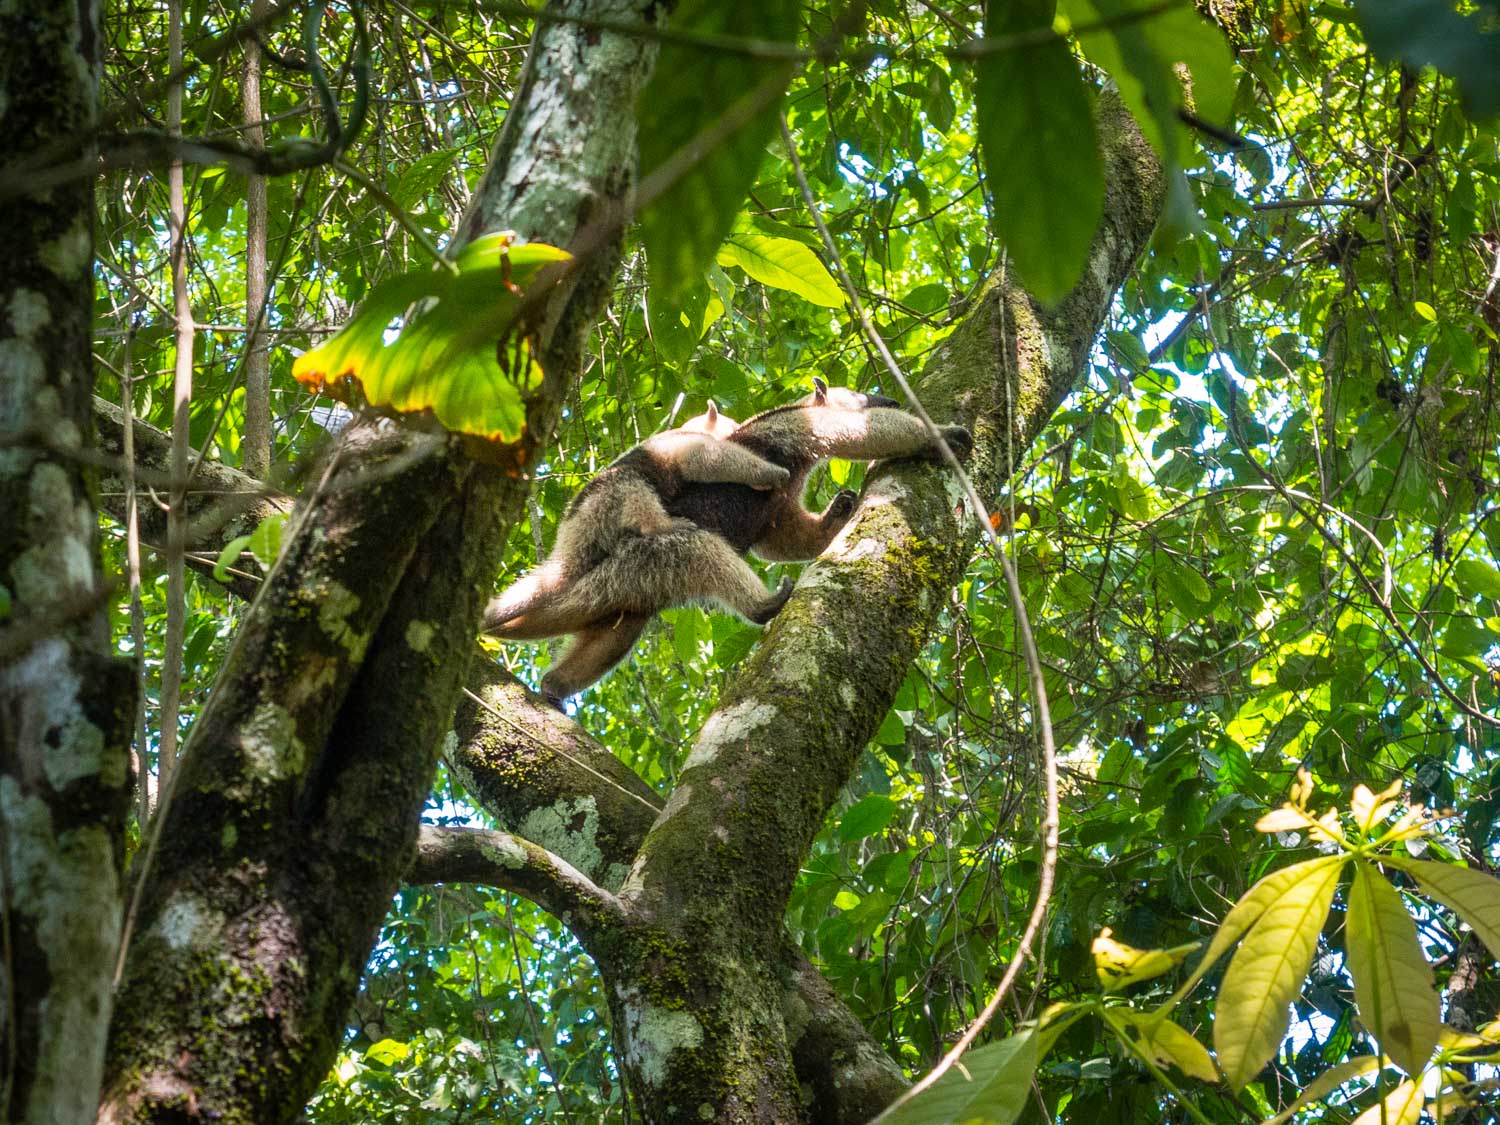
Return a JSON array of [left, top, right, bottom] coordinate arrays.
[[0, 3, 135, 1123], [98, 1, 662, 1120]]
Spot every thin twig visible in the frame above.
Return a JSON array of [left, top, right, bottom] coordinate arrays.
[[121, 307, 155, 821], [159, 0, 193, 785]]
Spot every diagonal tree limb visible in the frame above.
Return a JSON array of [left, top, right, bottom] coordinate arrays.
[[410, 825, 625, 933]]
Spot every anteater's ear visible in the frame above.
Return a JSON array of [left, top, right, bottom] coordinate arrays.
[[812, 376, 828, 404], [705, 400, 719, 425]]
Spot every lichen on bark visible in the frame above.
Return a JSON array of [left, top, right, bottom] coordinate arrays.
[[0, 3, 135, 1122]]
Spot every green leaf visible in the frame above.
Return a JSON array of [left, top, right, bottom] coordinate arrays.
[[715, 234, 843, 307], [1159, 561, 1212, 616], [391, 148, 460, 210], [636, 0, 800, 300], [1453, 558, 1500, 602], [213, 534, 253, 582], [293, 234, 570, 443], [837, 795, 899, 842], [975, 0, 1103, 304], [1212, 855, 1343, 1089], [673, 611, 699, 668], [876, 707, 908, 746], [647, 286, 723, 366], [1346, 862, 1440, 1076], [881, 1029, 1039, 1125], [183, 619, 218, 671], [1355, 0, 1500, 118], [1108, 1010, 1218, 1083], [247, 513, 285, 570], [1385, 857, 1500, 961], [1438, 615, 1495, 659], [364, 1038, 411, 1065]]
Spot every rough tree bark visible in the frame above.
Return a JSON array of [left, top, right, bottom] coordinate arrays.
[[0, 3, 136, 1124], [97, 1, 662, 1120]]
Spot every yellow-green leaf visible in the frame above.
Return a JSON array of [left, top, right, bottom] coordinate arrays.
[[1258, 1053, 1383, 1125], [715, 234, 843, 308], [1163, 855, 1347, 1010], [293, 234, 570, 444], [1385, 857, 1500, 960], [1346, 863, 1440, 1076], [1214, 856, 1342, 1090], [975, 0, 1103, 304], [1349, 1078, 1424, 1125], [636, 1, 799, 300], [364, 1038, 410, 1065], [881, 1029, 1039, 1125], [1091, 928, 1200, 991], [1109, 1010, 1218, 1083]]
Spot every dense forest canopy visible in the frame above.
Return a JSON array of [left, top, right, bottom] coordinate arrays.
[[4, 0, 1500, 1121]]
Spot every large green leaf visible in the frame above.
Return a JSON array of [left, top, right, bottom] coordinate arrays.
[[1213, 854, 1342, 1089], [636, 0, 801, 300], [1453, 558, 1500, 601], [836, 794, 899, 842], [1356, 0, 1500, 118], [1064, 0, 1234, 164], [975, 0, 1103, 304], [716, 233, 843, 307], [292, 233, 570, 443], [1346, 862, 1439, 1077], [881, 1029, 1039, 1125]]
